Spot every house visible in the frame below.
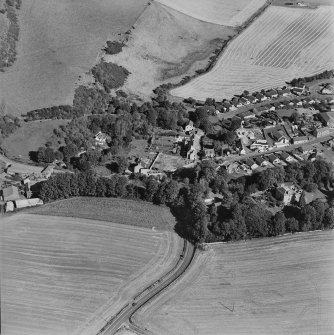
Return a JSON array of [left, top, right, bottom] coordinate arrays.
[[292, 86, 308, 96], [319, 112, 334, 128], [41, 165, 54, 179], [279, 151, 295, 163], [240, 97, 250, 105], [321, 84, 334, 95], [184, 120, 194, 133], [313, 127, 331, 138], [1, 185, 20, 202], [255, 93, 267, 102], [202, 137, 214, 148], [237, 110, 255, 120], [274, 183, 302, 205], [271, 130, 285, 142], [254, 156, 269, 167], [223, 102, 231, 110], [204, 148, 215, 158], [266, 90, 278, 99], [245, 159, 258, 170], [292, 135, 308, 144], [247, 96, 257, 104], [94, 131, 110, 146], [299, 145, 314, 155], [267, 154, 280, 165]]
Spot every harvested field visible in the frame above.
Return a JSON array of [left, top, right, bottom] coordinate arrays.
[[1, 119, 68, 162], [171, 5, 334, 101], [31, 197, 177, 230], [1, 212, 183, 335], [0, 0, 147, 115], [137, 231, 334, 335], [156, 0, 266, 26], [106, 1, 235, 99]]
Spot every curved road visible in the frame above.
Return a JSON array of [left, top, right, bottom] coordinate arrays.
[[98, 241, 196, 335]]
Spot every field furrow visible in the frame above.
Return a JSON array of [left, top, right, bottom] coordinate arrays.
[[171, 6, 334, 100], [137, 231, 334, 335], [1, 206, 183, 335]]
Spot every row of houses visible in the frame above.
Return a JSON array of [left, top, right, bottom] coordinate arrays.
[[215, 86, 311, 114]]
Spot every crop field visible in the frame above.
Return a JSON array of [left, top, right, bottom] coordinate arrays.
[[171, 5, 334, 101], [156, 0, 266, 26], [106, 1, 235, 99], [137, 231, 334, 335], [0, 0, 147, 115], [31, 197, 177, 230], [1, 212, 182, 335], [1, 119, 68, 162]]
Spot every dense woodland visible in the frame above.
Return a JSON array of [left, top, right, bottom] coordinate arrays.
[[38, 158, 334, 245]]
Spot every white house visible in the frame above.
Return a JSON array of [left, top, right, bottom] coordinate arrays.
[[185, 121, 194, 133]]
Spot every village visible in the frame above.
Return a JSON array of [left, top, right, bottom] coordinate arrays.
[[1, 78, 334, 214]]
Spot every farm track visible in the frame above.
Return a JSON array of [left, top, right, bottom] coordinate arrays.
[[171, 5, 334, 100]]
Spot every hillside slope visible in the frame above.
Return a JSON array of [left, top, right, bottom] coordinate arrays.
[[105, 1, 235, 99]]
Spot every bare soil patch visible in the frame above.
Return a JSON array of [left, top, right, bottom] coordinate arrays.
[[137, 231, 334, 335], [1, 212, 182, 335], [0, 0, 148, 115]]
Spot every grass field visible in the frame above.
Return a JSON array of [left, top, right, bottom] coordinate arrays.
[[1, 209, 182, 335], [31, 197, 177, 230], [106, 1, 235, 99], [1, 119, 68, 162], [156, 0, 266, 26], [0, 0, 147, 115], [136, 231, 334, 335], [171, 5, 334, 101]]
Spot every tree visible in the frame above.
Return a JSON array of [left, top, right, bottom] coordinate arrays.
[[300, 205, 316, 231], [271, 211, 286, 236], [244, 204, 271, 238], [323, 207, 334, 229], [286, 217, 299, 233], [310, 200, 328, 229], [116, 156, 128, 174]]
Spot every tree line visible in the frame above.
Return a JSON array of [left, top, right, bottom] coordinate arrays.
[[37, 157, 334, 245]]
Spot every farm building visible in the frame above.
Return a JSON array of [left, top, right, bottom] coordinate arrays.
[[14, 198, 44, 209], [1, 185, 20, 202]]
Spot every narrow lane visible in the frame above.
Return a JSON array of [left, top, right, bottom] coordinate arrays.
[[98, 241, 196, 335]]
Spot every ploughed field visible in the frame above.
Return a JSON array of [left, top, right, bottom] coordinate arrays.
[[0, 0, 147, 115], [136, 231, 334, 335], [1, 201, 182, 335], [171, 5, 334, 101]]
